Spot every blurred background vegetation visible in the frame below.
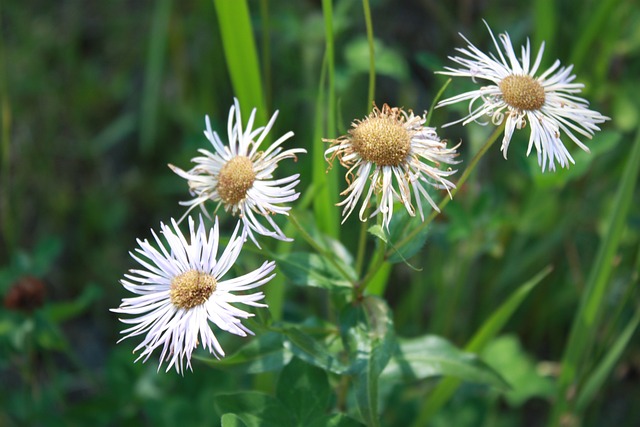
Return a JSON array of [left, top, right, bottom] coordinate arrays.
[[1, 0, 639, 425]]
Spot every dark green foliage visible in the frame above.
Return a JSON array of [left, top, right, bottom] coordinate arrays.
[[1, 0, 639, 426]]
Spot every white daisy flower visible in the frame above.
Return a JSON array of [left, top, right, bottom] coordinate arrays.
[[324, 104, 460, 229], [170, 98, 306, 246], [437, 22, 609, 172], [111, 216, 275, 374]]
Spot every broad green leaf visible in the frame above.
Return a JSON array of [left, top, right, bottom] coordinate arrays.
[[221, 414, 249, 427], [308, 413, 366, 427], [412, 266, 550, 426], [31, 236, 64, 276], [382, 335, 509, 390], [275, 252, 354, 290], [341, 297, 396, 427], [215, 391, 293, 427], [196, 332, 292, 374], [292, 209, 354, 265], [276, 358, 331, 425], [44, 283, 103, 323], [344, 37, 409, 80], [281, 326, 348, 374], [533, 130, 621, 188], [481, 335, 555, 406]]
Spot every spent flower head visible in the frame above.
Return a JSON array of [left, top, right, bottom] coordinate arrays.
[[324, 104, 460, 229], [437, 22, 609, 172], [111, 216, 275, 374], [170, 98, 306, 246]]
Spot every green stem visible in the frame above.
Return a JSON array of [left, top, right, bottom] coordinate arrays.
[[362, 0, 375, 108], [358, 243, 386, 295], [355, 207, 370, 277], [389, 122, 505, 256], [289, 212, 353, 283]]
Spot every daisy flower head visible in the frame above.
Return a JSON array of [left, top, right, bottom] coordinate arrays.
[[111, 215, 275, 374], [324, 104, 460, 229], [437, 22, 609, 172], [170, 98, 306, 246]]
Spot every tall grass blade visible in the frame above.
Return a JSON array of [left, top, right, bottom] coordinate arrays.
[[576, 307, 640, 413], [569, 0, 618, 72], [213, 0, 266, 124], [534, 0, 556, 51], [312, 0, 339, 238], [412, 266, 552, 427], [552, 127, 640, 425], [140, 0, 172, 156]]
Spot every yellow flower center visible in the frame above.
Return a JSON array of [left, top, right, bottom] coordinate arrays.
[[217, 156, 256, 205], [350, 114, 411, 166], [170, 270, 217, 310], [499, 75, 546, 111]]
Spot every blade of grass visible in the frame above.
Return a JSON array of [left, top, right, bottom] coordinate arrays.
[[552, 127, 640, 425], [362, 0, 375, 109], [575, 307, 640, 413], [569, 0, 618, 72], [312, 0, 339, 238], [411, 266, 552, 427], [533, 0, 556, 52], [213, 0, 266, 124], [140, 0, 172, 156], [259, 0, 272, 112], [0, 8, 14, 255]]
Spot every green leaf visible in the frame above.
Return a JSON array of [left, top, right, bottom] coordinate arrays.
[[281, 325, 348, 374], [44, 283, 103, 323], [308, 413, 366, 427], [276, 358, 331, 425], [367, 225, 387, 244], [386, 207, 431, 264], [292, 209, 354, 264], [344, 37, 409, 80], [382, 335, 509, 390], [481, 335, 555, 406], [341, 297, 396, 427], [533, 130, 621, 188], [412, 266, 550, 426], [221, 414, 249, 427], [466, 266, 552, 352], [215, 391, 293, 427], [31, 236, 64, 276], [275, 252, 354, 290], [213, 0, 265, 124], [196, 332, 292, 374]]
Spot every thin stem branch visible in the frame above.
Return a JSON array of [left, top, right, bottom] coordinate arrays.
[[289, 212, 354, 283], [355, 207, 370, 277], [388, 123, 505, 255]]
